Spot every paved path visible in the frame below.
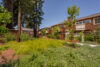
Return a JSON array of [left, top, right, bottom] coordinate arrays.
[[77, 43, 100, 47]]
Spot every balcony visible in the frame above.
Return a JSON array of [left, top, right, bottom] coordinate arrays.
[[75, 23, 93, 31], [76, 24, 85, 31]]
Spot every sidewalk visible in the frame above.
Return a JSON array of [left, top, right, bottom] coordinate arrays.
[[77, 43, 100, 47]]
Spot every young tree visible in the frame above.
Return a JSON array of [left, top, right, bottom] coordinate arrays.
[[65, 5, 80, 41]]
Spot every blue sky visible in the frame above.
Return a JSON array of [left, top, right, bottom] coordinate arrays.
[[41, 0, 100, 28], [0, 0, 100, 28]]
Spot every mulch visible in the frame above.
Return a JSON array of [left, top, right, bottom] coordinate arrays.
[[0, 48, 23, 64], [0, 43, 5, 45]]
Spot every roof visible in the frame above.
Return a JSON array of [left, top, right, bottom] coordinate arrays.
[[22, 28, 33, 31], [77, 13, 100, 21]]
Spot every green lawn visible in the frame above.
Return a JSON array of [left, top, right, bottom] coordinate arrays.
[[0, 38, 100, 67]]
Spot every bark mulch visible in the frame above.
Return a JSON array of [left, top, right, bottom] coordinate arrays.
[[0, 48, 23, 64]]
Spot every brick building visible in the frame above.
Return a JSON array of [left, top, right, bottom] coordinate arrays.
[[39, 13, 100, 40]]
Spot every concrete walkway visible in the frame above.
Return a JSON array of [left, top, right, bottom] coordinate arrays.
[[77, 43, 100, 47]]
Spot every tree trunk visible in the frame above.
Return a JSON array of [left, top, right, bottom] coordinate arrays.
[[17, 2, 21, 42], [33, 22, 39, 38]]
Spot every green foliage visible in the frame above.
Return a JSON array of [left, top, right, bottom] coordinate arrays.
[[0, 5, 11, 25], [41, 29, 46, 36], [74, 35, 81, 41], [68, 5, 80, 20], [20, 33, 34, 41], [2, 45, 100, 67], [4, 33, 16, 42], [47, 34, 54, 38], [85, 34, 94, 41], [0, 26, 8, 35], [65, 5, 80, 41], [0, 38, 100, 67], [53, 26, 60, 39], [93, 27, 100, 43], [0, 38, 64, 55], [0, 5, 11, 36]]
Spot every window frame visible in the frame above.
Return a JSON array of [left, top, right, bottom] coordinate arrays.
[[94, 17, 100, 25], [83, 19, 91, 24], [75, 21, 83, 25]]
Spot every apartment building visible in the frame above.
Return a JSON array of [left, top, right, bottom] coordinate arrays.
[[39, 13, 100, 40]]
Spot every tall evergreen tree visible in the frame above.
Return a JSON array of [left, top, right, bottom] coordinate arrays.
[[25, 0, 44, 38]]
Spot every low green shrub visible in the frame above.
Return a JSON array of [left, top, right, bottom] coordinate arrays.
[[47, 34, 54, 38], [20, 33, 34, 41], [4, 33, 16, 42], [85, 34, 94, 41], [0, 38, 64, 55], [74, 35, 81, 41]]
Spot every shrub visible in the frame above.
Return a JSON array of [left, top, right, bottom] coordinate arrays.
[[20, 33, 34, 41], [0, 26, 9, 35], [41, 29, 46, 36], [0, 38, 64, 55], [74, 35, 81, 41], [47, 34, 54, 38], [4, 33, 16, 42], [0, 5, 11, 36], [85, 34, 94, 41]]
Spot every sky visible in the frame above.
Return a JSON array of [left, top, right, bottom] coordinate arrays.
[[41, 0, 100, 28], [0, 0, 100, 28]]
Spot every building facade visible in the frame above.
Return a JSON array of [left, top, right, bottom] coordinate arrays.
[[39, 13, 100, 40]]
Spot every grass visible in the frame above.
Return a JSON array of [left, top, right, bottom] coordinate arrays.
[[4, 45, 100, 67], [0, 38, 100, 67]]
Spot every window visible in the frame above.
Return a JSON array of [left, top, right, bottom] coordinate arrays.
[[94, 17, 100, 24], [83, 19, 91, 24], [76, 21, 83, 25], [59, 24, 64, 28]]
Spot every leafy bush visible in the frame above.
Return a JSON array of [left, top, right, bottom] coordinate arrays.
[[0, 5, 11, 36], [85, 34, 94, 41], [41, 29, 46, 36], [20, 33, 34, 41], [74, 35, 81, 41], [4, 33, 16, 42], [0, 26, 9, 35], [47, 34, 54, 38]]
